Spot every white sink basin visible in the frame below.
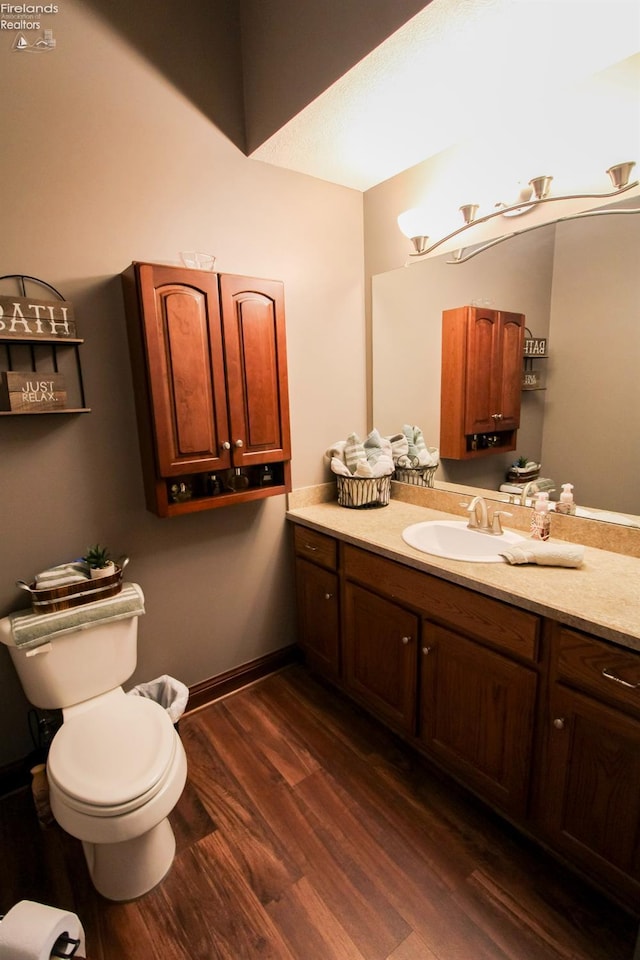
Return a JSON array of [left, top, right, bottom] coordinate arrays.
[[402, 520, 526, 563]]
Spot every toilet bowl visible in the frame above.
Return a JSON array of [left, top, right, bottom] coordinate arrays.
[[0, 588, 188, 902], [47, 689, 187, 901]]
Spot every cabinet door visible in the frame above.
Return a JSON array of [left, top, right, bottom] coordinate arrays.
[[295, 558, 340, 679], [136, 264, 231, 476], [219, 275, 291, 467], [343, 582, 418, 735], [419, 623, 537, 817], [464, 308, 524, 435], [541, 685, 640, 904]]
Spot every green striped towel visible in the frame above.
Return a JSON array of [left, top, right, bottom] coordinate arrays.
[[8, 583, 145, 651]]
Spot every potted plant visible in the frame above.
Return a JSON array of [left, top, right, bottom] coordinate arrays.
[[83, 544, 116, 580]]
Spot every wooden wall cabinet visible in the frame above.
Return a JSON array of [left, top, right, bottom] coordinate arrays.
[[292, 526, 640, 913], [122, 263, 291, 517], [440, 305, 525, 460]]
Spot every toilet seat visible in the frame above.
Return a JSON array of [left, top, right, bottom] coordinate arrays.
[[47, 695, 177, 817]]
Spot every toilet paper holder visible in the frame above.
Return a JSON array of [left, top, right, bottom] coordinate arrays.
[[52, 933, 82, 958]]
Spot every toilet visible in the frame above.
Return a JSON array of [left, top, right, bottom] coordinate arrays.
[[0, 595, 187, 902]]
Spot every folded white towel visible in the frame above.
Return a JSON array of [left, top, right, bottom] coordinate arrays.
[[34, 561, 89, 588], [345, 433, 367, 474], [330, 456, 352, 476], [8, 583, 146, 650], [370, 455, 394, 477], [500, 542, 584, 568], [364, 429, 393, 464]]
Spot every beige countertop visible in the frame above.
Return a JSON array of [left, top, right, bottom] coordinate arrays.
[[287, 496, 640, 652]]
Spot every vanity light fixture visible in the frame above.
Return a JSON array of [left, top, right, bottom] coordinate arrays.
[[397, 161, 639, 262]]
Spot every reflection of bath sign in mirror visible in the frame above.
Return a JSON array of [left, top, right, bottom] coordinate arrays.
[[0, 372, 67, 412], [523, 337, 547, 357]]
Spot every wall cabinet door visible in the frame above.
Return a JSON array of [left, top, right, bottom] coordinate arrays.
[[295, 557, 340, 679], [440, 305, 525, 459], [219, 275, 291, 467], [541, 685, 640, 910], [343, 581, 418, 735], [122, 263, 291, 516], [419, 622, 537, 818]]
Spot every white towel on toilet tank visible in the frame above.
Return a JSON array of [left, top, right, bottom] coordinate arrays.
[[0, 899, 86, 960]]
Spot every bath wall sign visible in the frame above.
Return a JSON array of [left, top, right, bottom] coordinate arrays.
[[0, 371, 67, 412], [0, 295, 76, 340]]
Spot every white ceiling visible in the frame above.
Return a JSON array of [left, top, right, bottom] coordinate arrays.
[[250, 0, 640, 191]]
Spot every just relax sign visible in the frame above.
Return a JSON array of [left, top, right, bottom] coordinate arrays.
[[0, 295, 76, 339]]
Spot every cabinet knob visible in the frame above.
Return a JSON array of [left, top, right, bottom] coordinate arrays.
[[234, 439, 244, 448], [401, 636, 412, 645], [221, 441, 231, 450], [324, 592, 333, 600], [491, 413, 503, 421], [553, 717, 565, 730], [422, 646, 432, 655]]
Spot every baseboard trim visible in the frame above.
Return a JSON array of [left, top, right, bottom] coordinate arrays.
[[185, 644, 300, 714], [0, 645, 300, 797]]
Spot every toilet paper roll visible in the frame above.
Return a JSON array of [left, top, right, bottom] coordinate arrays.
[[0, 899, 86, 960]]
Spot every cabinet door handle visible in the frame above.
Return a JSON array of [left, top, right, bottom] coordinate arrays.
[[234, 439, 244, 448], [602, 667, 639, 689], [303, 544, 317, 552], [422, 645, 432, 655], [401, 636, 412, 645], [221, 441, 231, 450], [553, 717, 565, 730]]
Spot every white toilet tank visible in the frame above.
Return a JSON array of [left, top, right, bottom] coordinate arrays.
[[0, 615, 139, 710]]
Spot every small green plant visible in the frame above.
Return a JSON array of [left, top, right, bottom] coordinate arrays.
[[83, 544, 112, 569], [516, 455, 529, 468]]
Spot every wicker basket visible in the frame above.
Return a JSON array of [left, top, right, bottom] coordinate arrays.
[[393, 464, 438, 488], [16, 561, 126, 614], [336, 475, 391, 509]]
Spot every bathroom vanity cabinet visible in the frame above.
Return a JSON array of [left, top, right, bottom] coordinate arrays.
[[122, 263, 291, 517], [440, 305, 525, 460], [292, 523, 640, 913]]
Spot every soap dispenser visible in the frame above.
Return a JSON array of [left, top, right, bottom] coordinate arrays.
[[555, 483, 576, 516], [530, 491, 551, 540]]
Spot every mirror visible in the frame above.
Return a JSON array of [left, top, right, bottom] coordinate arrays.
[[372, 198, 640, 526]]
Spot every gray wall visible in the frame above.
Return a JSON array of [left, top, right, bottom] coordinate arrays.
[[0, 0, 366, 765]]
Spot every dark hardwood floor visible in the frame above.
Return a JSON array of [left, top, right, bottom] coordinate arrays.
[[1, 664, 637, 960]]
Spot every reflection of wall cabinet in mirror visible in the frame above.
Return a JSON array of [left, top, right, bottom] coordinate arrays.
[[122, 262, 291, 517], [440, 305, 525, 460]]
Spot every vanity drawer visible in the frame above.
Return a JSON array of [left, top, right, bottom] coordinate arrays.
[[343, 545, 539, 662], [293, 525, 338, 570], [555, 628, 640, 715]]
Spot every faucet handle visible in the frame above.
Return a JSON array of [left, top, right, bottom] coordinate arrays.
[[461, 502, 478, 528], [492, 510, 512, 535]]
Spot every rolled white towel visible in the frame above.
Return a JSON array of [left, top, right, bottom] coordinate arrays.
[[330, 456, 352, 476], [500, 542, 584, 568], [370, 456, 394, 477], [354, 459, 373, 478], [364, 429, 393, 464], [324, 440, 348, 466]]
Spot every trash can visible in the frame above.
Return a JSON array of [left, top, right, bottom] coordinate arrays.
[[127, 675, 189, 727]]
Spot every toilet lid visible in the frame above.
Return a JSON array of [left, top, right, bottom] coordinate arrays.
[[47, 695, 176, 809]]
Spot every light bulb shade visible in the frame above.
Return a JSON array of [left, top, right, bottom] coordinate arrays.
[[459, 204, 479, 224], [606, 161, 635, 190], [397, 206, 429, 241], [529, 176, 553, 200]]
